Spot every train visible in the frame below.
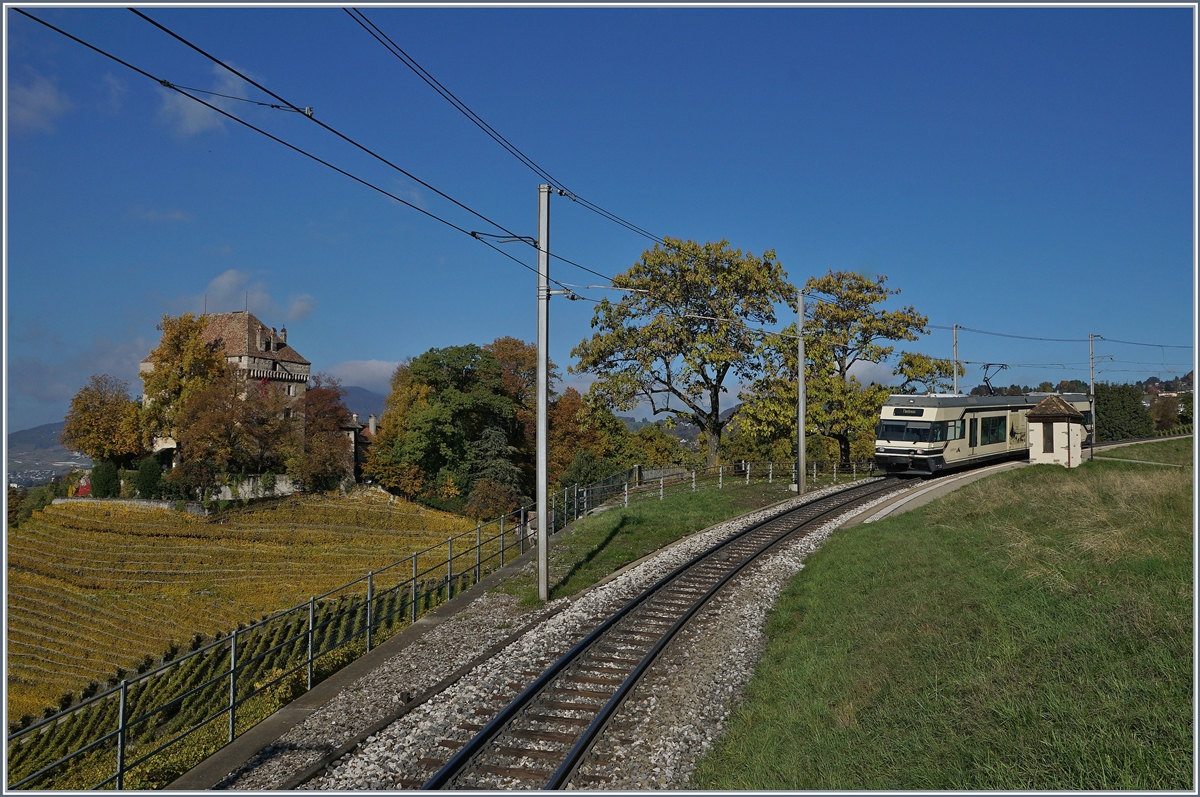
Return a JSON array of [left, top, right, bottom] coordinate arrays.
[[874, 393, 1093, 475]]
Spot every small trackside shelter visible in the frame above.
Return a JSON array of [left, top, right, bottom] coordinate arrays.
[[1027, 395, 1085, 468]]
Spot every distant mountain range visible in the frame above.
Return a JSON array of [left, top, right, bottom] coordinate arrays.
[[341, 386, 386, 421]]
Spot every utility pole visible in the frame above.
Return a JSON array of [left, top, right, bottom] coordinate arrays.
[[1089, 333, 1096, 461], [797, 291, 806, 496], [536, 184, 551, 602], [952, 324, 959, 395]]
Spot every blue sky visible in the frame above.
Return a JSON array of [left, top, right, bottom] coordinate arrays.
[[5, 5, 1195, 433]]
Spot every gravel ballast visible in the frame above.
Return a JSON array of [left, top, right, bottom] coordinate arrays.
[[217, 481, 902, 790]]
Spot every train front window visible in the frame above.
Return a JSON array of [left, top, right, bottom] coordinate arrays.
[[876, 420, 947, 443]]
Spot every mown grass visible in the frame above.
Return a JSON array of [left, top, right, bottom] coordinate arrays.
[[692, 459, 1193, 790], [499, 480, 801, 605], [1095, 436, 1193, 466]]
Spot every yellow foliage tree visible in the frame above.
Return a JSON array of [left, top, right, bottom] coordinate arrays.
[[140, 314, 226, 448], [59, 374, 143, 465]]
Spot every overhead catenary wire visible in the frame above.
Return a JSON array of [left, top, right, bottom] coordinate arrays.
[[344, 7, 666, 247], [132, 7, 619, 289], [15, 8, 598, 298]]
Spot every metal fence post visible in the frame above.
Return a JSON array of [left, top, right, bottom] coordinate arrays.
[[746, 462, 751, 485], [769, 462, 773, 483], [116, 679, 128, 790], [692, 470, 696, 491], [520, 507, 526, 553], [853, 462, 857, 480], [410, 555, 418, 625], [307, 597, 315, 689], [813, 462, 817, 485], [475, 525, 482, 582], [447, 538, 453, 597], [366, 572, 374, 653], [500, 515, 506, 567], [834, 462, 838, 484], [624, 482, 628, 507], [574, 484, 579, 521], [229, 629, 238, 742], [719, 465, 723, 490], [659, 476, 664, 500]]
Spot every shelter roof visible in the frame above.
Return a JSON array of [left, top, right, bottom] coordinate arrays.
[[1027, 394, 1085, 420]]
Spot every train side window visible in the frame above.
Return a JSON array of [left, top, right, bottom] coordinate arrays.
[[980, 416, 1006, 445], [947, 420, 965, 440], [969, 417, 977, 447]]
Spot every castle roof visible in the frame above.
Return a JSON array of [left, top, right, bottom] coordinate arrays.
[[140, 311, 310, 366]]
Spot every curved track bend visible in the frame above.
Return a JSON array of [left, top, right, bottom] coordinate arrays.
[[422, 476, 900, 790]]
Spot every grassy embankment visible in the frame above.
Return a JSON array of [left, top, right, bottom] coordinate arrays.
[[499, 479, 799, 605], [1095, 435, 1193, 465], [6, 491, 474, 725], [693, 447, 1193, 790]]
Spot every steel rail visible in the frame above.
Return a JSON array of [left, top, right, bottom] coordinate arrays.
[[545, 478, 899, 788], [422, 477, 900, 790]]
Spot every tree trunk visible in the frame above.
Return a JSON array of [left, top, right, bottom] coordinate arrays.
[[705, 427, 720, 467], [837, 434, 851, 465]]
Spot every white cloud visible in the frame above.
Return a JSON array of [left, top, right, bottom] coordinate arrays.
[[847, 359, 896, 387], [156, 65, 250, 137], [9, 333, 150, 421], [287, 294, 317, 321], [325, 360, 400, 395], [100, 73, 127, 115], [125, 206, 193, 223], [10, 70, 73, 132]]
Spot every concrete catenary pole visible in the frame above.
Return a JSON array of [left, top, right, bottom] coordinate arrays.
[[1089, 333, 1096, 460], [953, 323, 959, 395], [537, 184, 551, 602], [797, 290, 806, 496]]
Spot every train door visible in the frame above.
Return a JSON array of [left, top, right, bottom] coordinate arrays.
[[968, 416, 978, 450]]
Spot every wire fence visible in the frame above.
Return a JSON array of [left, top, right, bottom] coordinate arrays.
[[5, 458, 875, 790]]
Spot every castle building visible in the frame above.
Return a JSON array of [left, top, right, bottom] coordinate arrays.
[[140, 311, 311, 451]]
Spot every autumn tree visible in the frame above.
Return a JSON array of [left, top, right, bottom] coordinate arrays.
[[893, 351, 963, 394], [60, 374, 143, 466], [289, 374, 354, 491], [174, 367, 245, 471], [140, 313, 226, 447], [739, 271, 936, 463], [484, 336, 558, 488], [572, 238, 790, 466], [1152, 395, 1180, 431], [364, 346, 518, 499]]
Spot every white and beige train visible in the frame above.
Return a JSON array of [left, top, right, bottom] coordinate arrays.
[[874, 393, 1093, 475]]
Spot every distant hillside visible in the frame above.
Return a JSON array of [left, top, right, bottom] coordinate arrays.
[[342, 386, 386, 421], [8, 421, 67, 450], [7, 421, 91, 487]]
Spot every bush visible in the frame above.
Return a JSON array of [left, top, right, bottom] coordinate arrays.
[[559, 450, 617, 490], [16, 485, 55, 525], [133, 458, 162, 499], [90, 461, 120, 499], [465, 478, 521, 520]]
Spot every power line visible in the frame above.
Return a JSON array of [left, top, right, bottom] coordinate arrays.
[[928, 323, 1090, 343], [1095, 336, 1193, 349], [344, 7, 665, 247], [15, 9, 585, 294], [128, 8, 616, 287], [128, 8, 523, 240]]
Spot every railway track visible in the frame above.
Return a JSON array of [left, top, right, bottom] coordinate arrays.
[[419, 476, 901, 790]]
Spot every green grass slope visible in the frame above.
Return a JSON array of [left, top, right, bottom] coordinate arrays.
[[694, 453, 1193, 790]]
